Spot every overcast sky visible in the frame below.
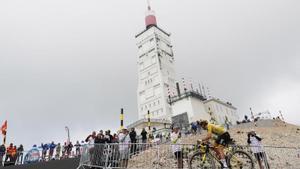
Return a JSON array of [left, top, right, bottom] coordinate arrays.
[[0, 0, 299, 148]]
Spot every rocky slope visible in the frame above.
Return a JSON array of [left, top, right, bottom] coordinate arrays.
[[129, 119, 300, 169]]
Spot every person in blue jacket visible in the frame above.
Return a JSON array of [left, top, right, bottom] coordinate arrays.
[[48, 142, 56, 160]]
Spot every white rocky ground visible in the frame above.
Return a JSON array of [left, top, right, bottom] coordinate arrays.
[[128, 119, 300, 169]]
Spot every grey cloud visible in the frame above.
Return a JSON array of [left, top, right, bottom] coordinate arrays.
[[0, 0, 299, 148]]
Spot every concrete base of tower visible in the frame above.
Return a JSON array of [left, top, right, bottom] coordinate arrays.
[[127, 118, 171, 134]]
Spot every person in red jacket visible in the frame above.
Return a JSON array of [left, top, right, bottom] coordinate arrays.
[[5, 143, 14, 164], [11, 146, 17, 163]]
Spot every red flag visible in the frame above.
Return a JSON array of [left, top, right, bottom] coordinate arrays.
[[1, 120, 7, 135]]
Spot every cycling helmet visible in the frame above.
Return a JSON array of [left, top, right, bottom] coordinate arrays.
[[199, 120, 208, 126]]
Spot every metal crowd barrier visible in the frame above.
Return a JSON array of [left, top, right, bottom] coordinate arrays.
[[0, 147, 80, 167], [77, 143, 300, 169]]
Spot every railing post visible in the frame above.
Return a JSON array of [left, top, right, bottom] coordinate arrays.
[[156, 143, 159, 169], [104, 143, 110, 169]]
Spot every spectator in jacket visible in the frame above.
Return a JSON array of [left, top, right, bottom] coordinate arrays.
[[17, 145, 24, 164], [85, 131, 96, 147], [41, 143, 48, 161], [112, 133, 118, 143], [5, 143, 14, 164], [118, 128, 130, 168], [0, 144, 6, 166], [105, 130, 113, 143], [171, 125, 183, 169], [11, 146, 17, 163], [129, 128, 137, 155], [141, 128, 148, 143], [66, 142, 73, 158], [74, 141, 81, 156], [49, 142, 56, 160], [247, 130, 269, 169], [55, 143, 61, 160]]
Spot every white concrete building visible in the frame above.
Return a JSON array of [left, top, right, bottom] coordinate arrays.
[[170, 88, 238, 126], [136, 4, 176, 121], [171, 92, 209, 123], [203, 98, 238, 125], [128, 2, 239, 130]]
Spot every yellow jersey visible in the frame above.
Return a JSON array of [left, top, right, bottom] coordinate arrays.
[[207, 123, 226, 136]]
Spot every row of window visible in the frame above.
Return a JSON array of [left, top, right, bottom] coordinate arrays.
[[139, 56, 157, 70], [140, 99, 161, 111], [142, 109, 163, 118], [145, 78, 153, 85], [138, 37, 156, 49]]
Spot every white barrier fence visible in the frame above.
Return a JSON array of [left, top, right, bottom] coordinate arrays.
[[77, 143, 300, 169]]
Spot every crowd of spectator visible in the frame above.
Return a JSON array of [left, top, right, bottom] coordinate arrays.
[[0, 143, 24, 166], [0, 126, 168, 167], [0, 140, 86, 167]]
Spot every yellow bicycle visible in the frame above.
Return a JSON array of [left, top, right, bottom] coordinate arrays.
[[189, 140, 254, 169]]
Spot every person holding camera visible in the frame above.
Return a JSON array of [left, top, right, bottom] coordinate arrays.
[[171, 124, 183, 169], [247, 130, 269, 169]]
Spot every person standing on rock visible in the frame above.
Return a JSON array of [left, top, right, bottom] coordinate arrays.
[[66, 142, 73, 158], [129, 128, 137, 155], [247, 130, 269, 169], [49, 142, 56, 160], [141, 128, 148, 143], [118, 128, 131, 168], [5, 143, 14, 164], [55, 143, 61, 160], [74, 141, 81, 157], [0, 144, 6, 166], [41, 143, 48, 161], [171, 124, 183, 169], [16, 144, 24, 164]]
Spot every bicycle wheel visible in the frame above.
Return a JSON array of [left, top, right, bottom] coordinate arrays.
[[189, 152, 216, 169], [228, 150, 254, 169]]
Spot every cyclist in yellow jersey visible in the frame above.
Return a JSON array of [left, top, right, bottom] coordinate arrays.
[[200, 120, 232, 169]]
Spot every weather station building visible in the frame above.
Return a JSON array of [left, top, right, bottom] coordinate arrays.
[[128, 2, 239, 131], [169, 84, 238, 129]]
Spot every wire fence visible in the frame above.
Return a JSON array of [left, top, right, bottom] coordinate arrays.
[[77, 143, 300, 169]]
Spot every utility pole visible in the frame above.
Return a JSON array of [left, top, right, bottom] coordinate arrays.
[[120, 108, 124, 130], [65, 126, 70, 145], [250, 107, 254, 120], [148, 110, 151, 131]]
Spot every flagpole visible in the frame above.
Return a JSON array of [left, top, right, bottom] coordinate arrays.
[[1, 121, 7, 145]]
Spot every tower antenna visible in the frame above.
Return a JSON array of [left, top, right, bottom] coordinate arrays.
[[147, 0, 151, 10]]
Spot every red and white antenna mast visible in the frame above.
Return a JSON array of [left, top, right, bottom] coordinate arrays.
[[145, 0, 157, 29]]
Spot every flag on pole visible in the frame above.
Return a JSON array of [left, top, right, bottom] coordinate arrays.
[[1, 120, 7, 145]]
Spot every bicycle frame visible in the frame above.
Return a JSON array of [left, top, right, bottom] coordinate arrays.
[[198, 143, 243, 168]]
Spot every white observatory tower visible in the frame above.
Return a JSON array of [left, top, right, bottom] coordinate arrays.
[[136, 0, 176, 121]]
